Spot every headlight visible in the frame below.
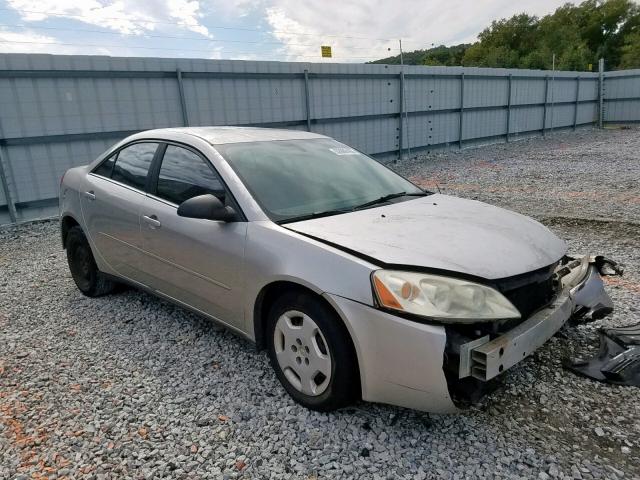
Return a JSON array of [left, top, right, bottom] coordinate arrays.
[[372, 270, 520, 322]]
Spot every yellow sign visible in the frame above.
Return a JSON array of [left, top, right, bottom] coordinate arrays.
[[588, 63, 593, 71], [321, 46, 332, 58]]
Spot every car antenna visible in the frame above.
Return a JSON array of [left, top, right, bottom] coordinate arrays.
[[435, 182, 442, 194]]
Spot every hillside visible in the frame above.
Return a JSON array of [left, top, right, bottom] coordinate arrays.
[[370, 0, 640, 70]]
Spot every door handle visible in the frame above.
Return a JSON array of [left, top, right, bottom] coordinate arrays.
[[83, 191, 96, 201], [143, 214, 161, 228]]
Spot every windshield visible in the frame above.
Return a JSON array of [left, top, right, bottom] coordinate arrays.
[[216, 138, 426, 223]]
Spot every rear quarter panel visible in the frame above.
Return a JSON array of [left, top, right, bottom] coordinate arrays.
[[59, 165, 117, 276], [59, 166, 89, 235]]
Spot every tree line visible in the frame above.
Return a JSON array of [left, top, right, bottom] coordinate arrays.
[[371, 0, 640, 71]]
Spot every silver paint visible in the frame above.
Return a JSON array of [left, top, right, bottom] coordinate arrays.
[[59, 127, 613, 413], [286, 194, 568, 280]]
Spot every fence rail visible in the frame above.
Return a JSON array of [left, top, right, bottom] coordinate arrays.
[[0, 53, 638, 224]]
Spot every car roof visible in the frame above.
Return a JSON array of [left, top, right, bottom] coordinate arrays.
[[136, 126, 327, 145]]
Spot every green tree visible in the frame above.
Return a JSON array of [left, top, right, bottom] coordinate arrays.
[[373, 0, 640, 71], [462, 14, 539, 68], [620, 31, 640, 68], [369, 44, 470, 66]]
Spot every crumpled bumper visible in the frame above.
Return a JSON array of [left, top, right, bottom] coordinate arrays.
[[324, 255, 621, 413], [459, 255, 622, 382]]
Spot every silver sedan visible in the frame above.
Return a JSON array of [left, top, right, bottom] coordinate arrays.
[[59, 127, 618, 413]]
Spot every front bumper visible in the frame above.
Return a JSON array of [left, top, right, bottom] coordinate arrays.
[[324, 255, 619, 413], [458, 255, 618, 382]]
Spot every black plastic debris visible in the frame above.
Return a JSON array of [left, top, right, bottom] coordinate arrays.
[[594, 256, 624, 277], [565, 323, 640, 387]]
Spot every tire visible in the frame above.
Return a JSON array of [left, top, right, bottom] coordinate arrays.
[[65, 226, 116, 297], [267, 291, 359, 411]]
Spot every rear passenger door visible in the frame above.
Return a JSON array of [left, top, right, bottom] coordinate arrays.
[[80, 141, 160, 282], [139, 143, 247, 329]]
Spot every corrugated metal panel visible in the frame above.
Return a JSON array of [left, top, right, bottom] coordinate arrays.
[[0, 76, 183, 138], [577, 103, 598, 125], [549, 78, 577, 103], [603, 71, 640, 123], [604, 75, 640, 98], [605, 99, 640, 122], [406, 112, 460, 149], [405, 76, 460, 111], [579, 79, 599, 101], [464, 77, 508, 108], [5, 137, 116, 204], [550, 103, 576, 128], [511, 106, 546, 133], [511, 77, 546, 105], [185, 77, 306, 126], [0, 53, 638, 224], [310, 77, 398, 119], [464, 109, 508, 140]]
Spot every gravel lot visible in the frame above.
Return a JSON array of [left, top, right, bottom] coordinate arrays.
[[1, 126, 639, 480]]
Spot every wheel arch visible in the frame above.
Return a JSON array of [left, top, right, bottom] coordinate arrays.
[[253, 279, 362, 398], [253, 280, 317, 350], [60, 214, 81, 248]]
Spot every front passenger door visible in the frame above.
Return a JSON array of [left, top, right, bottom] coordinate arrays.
[[139, 144, 247, 330]]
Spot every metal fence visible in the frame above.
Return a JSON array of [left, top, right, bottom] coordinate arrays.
[[0, 53, 639, 225]]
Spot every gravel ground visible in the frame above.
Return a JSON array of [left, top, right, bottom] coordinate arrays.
[[395, 126, 640, 224], [1, 127, 639, 480]]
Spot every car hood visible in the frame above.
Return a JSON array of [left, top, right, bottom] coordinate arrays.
[[285, 194, 567, 280]]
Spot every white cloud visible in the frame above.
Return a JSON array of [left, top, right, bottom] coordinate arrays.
[[207, 0, 265, 20], [264, 0, 571, 62], [208, 44, 262, 61], [6, 0, 212, 37], [0, 28, 120, 55], [2, 0, 574, 61], [166, 0, 210, 37]]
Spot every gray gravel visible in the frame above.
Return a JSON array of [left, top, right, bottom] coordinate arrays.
[[395, 126, 640, 224], [1, 127, 639, 479]]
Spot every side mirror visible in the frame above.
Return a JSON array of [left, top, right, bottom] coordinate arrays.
[[177, 194, 237, 222]]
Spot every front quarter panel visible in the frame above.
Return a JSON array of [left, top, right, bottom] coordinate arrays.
[[243, 221, 378, 333], [324, 293, 456, 413], [242, 220, 457, 413]]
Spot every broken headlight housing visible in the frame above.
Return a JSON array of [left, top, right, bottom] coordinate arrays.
[[372, 270, 521, 323]]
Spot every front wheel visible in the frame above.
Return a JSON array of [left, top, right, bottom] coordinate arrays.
[[267, 292, 359, 411], [65, 226, 115, 297]]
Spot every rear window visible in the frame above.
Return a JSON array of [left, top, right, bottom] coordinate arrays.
[[110, 143, 158, 191], [93, 153, 116, 178]]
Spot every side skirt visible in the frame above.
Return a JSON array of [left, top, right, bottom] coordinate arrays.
[[100, 272, 254, 343]]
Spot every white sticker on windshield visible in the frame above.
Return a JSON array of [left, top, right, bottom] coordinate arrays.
[[330, 147, 360, 156]]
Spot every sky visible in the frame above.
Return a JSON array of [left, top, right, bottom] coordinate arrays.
[[0, 0, 572, 63]]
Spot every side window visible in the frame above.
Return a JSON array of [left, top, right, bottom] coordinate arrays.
[[111, 143, 158, 190], [93, 153, 116, 178], [156, 145, 225, 205]]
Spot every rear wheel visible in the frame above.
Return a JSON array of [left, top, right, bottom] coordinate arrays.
[[65, 226, 115, 297], [267, 291, 359, 411]]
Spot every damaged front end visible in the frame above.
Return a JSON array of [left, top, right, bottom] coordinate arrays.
[[445, 255, 623, 406]]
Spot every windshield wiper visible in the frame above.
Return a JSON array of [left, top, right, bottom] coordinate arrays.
[[278, 209, 351, 224], [352, 191, 430, 211], [278, 191, 431, 224]]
